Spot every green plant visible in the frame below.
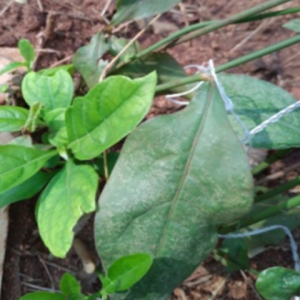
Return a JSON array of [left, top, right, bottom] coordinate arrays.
[[18, 253, 153, 300], [1, 0, 300, 299]]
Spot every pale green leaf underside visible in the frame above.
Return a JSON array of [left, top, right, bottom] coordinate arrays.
[[112, 0, 181, 25], [219, 73, 300, 149], [22, 70, 74, 113], [283, 19, 300, 32], [73, 33, 109, 89], [66, 72, 157, 160], [36, 159, 98, 258], [256, 267, 300, 300], [95, 82, 253, 300], [0, 106, 29, 132], [0, 145, 57, 195]]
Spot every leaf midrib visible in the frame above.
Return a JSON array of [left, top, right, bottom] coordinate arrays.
[[154, 83, 215, 257]]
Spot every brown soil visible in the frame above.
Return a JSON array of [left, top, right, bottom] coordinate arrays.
[[1, 0, 300, 299]]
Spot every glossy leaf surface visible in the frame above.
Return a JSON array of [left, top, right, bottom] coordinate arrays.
[[95, 82, 253, 300], [73, 33, 108, 89], [112, 0, 181, 25], [36, 159, 98, 257], [22, 70, 73, 113], [101, 253, 153, 294], [66, 72, 156, 160], [0, 145, 57, 194], [256, 267, 300, 300], [219, 73, 300, 149], [0, 106, 29, 132]]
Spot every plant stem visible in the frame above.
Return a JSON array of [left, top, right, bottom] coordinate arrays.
[[252, 149, 290, 175], [255, 176, 300, 202], [103, 150, 109, 181], [155, 34, 300, 93], [136, 6, 300, 59], [219, 194, 300, 234], [158, 0, 295, 50]]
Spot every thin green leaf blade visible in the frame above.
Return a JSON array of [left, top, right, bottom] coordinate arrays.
[[73, 33, 109, 89], [18, 292, 66, 300], [219, 73, 300, 149], [66, 72, 157, 160], [0, 171, 54, 209], [102, 253, 153, 294], [112, 0, 181, 25], [0, 106, 29, 132], [256, 267, 300, 300], [18, 38, 35, 67], [0, 145, 57, 194], [95, 82, 253, 300], [22, 70, 74, 113], [0, 61, 26, 75], [283, 19, 300, 32], [36, 159, 98, 257]]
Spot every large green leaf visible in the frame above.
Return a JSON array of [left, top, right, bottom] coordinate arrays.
[[66, 72, 157, 160], [256, 267, 300, 300], [22, 70, 74, 113], [0, 106, 29, 132], [0, 145, 57, 194], [95, 82, 253, 300], [73, 33, 109, 89], [36, 159, 98, 258], [112, 0, 181, 25], [101, 253, 153, 295], [115, 53, 192, 95], [0, 171, 54, 209], [219, 73, 300, 149]]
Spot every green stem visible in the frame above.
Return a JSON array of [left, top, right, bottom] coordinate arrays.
[[155, 34, 300, 93], [252, 149, 290, 175], [159, 0, 295, 50], [255, 176, 300, 202], [137, 6, 300, 59], [219, 194, 300, 234]]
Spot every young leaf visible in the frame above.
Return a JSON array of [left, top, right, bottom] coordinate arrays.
[[0, 61, 27, 75], [0, 145, 57, 194], [36, 159, 98, 258], [22, 70, 74, 113], [256, 267, 300, 300], [0, 171, 54, 209], [73, 33, 109, 89], [101, 253, 153, 294], [23, 102, 43, 132], [18, 291, 66, 300], [18, 38, 35, 68], [95, 82, 253, 300], [0, 106, 29, 132], [66, 72, 157, 160], [219, 73, 300, 149], [111, 0, 181, 25], [60, 273, 81, 297], [283, 19, 300, 32]]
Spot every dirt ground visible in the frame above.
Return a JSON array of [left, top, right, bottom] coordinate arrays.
[[1, 0, 300, 299]]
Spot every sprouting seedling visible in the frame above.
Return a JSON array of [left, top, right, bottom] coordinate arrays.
[[0, 38, 35, 75]]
